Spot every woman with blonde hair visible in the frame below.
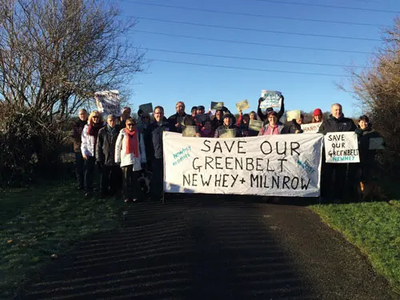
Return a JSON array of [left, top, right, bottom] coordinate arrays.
[[81, 110, 104, 196]]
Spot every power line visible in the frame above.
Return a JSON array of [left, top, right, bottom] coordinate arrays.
[[128, 15, 379, 42], [149, 58, 350, 77], [119, 0, 385, 27], [144, 47, 366, 68], [131, 30, 373, 55], [255, 0, 400, 14]]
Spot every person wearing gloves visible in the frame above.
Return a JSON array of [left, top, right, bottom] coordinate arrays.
[[257, 95, 285, 122], [96, 114, 122, 199], [115, 118, 147, 203], [81, 110, 104, 197]]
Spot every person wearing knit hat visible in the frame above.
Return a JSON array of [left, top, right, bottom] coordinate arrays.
[[214, 113, 240, 138], [312, 108, 323, 123]]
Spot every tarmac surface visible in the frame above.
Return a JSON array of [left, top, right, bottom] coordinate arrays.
[[22, 196, 398, 300]]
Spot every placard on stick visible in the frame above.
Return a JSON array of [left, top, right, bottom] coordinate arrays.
[[369, 137, 384, 150], [139, 103, 153, 114], [259, 90, 282, 110], [324, 132, 360, 163], [236, 99, 250, 112], [182, 125, 198, 137], [94, 90, 120, 116], [211, 101, 224, 110], [248, 119, 263, 132], [286, 110, 301, 122]]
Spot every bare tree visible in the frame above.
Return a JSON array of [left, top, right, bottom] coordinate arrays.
[[0, 0, 145, 120], [346, 17, 400, 167]]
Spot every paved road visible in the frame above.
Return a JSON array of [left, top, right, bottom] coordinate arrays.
[[23, 196, 397, 300]]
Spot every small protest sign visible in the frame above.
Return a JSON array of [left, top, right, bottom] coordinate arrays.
[[286, 110, 301, 122], [259, 90, 282, 110], [249, 119, 263, 132], [219, 129, 236, 138], [94, 90, 120, 116], [236, 99, 250, 112], [324, 132, 360, 163], [139, 103, 153, 114], [182, 125, 198, 137], [211, 101, 224, 110], [369, 137, 384, 150], [301, 122, 322, 134]]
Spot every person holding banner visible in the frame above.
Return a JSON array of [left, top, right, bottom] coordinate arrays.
[[258, 111, 284, 135], [200, 120, 215, 138], [249, 111, 257, 121], [257, 95, 285, 123], [81, 111, 104, 197], [211, 109, 224, 130], [238, 113, 258, 137], [214, 114, 240, 138], [168, 101, 187, 133], [319, 103, 356, 202], [145, 106, 174, 201], [115, 118, 147, 203], [71, 109, 88, 190]]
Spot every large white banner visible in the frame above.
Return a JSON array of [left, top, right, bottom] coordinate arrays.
[[324, 132, 360, 163], [163, 132, 324, 197]]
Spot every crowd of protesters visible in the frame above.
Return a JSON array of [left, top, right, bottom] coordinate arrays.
[[71, 96, 380, 203]]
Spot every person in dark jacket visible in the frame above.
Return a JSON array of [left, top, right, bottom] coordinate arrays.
[[96, 114, 122, 198], [70, 109, 88, 190], [145, 106, 175, 200], [318, 103, 357, 202], [257, 95, 285, 123], [168, 101, 187, 133], [211, 109, 224, 130], [355, 115, 381, 182], [282, 114, 304, 134], [214, 114, 240, 138]]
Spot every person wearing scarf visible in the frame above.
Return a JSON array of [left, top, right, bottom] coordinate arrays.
[[96, 114, 122, 199], [81, 111, 104, 197], [115, 117, 147, 203]]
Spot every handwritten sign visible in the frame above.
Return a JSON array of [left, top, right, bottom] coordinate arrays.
[[94, 90, 120, 116], [259, 90, 282, 110], [163, 132, 324, 197], [211, 101, 224, 110], [139, 103, 153, 114], [249, 119, 264, 132], [182, 125, 198, 137], [369, 137, 384, 150], [286, 110, 301, 122], [301, 122, 322, 134], [236, 99, 250, 112], [219, 129, 236, 138], [324, 132, 360, 163]]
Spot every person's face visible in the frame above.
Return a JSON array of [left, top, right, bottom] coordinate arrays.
[[196, 108, 205, 115], [123, 108, 131, 115], [92, 115, 100, 124], [223, 117, 232, 126], [249, 113, 256, 120], [314, 115, 322, 122], [216, 110, 222, 120], [359, 120, 368, 130], [126, 120, 136, 132], [268, 115, 277, 125], [176, 103, 185, 114], [204, 121, 211, 130], [331, 105, 342, 119], [107, 117, 116, 128], [296, 117, 303, 125], [78, 110, 88, 121], [154, 108, 164, 122], [191, 109, 196, 117], [243, 116, 250, 125]]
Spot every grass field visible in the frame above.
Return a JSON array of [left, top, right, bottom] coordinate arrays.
[[0, 180, 123, 299], [311, 199, 400, 293]]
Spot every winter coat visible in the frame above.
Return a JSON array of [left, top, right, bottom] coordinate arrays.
[[168, 112, 187, 133], [115, 129, 146, 169], [355, 127, 380, 163], [71, 119, 87, 153], [214, 125, 240, 138], [211, 118, 223, 131], [145, 118, 175, 160], [81, 124, 104, 158], [258, 123, 284, 135], [96, 125, 121, 166], [318, 114, 356, 134], [282, 120, 303, 134]]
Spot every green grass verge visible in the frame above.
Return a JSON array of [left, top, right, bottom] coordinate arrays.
[[311, 200, 400, 293], [0, 180, 124, 299]]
